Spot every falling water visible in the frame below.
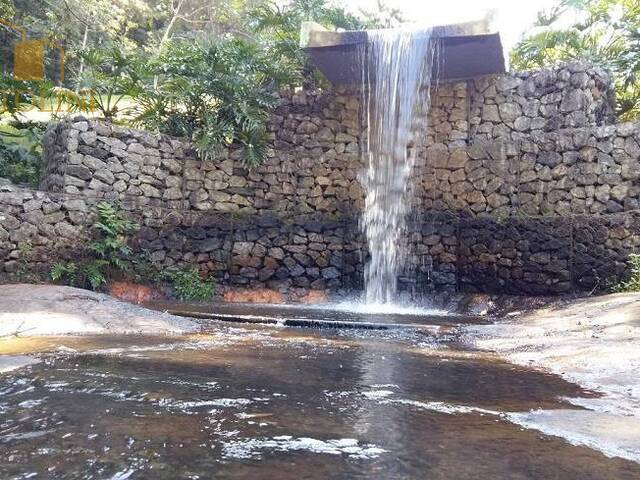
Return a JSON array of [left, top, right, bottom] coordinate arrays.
[[360, 27, 439, 305]]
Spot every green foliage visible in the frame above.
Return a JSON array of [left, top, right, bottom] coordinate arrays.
[[0, 75, 51, 118], [75, 44, 150, 119], [50, 261, 78, 285], [50, 260, 107, 290], [89, 202, 138, 270], [613, 253, 640, 292], [50, 202, 138, 291], [0, 120, 46, 186], [511, 0, 640, 119], [135, 38, 290, 165], [0, 141, 40, 185], [0, 0, 15, 17], [248, 0, 374, 87], [4, 0, 391, 164], [162, 266, 215, 301]]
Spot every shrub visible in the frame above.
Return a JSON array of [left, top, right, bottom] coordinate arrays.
[[0, 142, 40, 185], [0, 121, 46, 186], [75, 44, 150, 120], [50, 202, 138, 291], [162, 266, 215, 301], [613, 254, 640, 292], [134, 39, 295, 165]]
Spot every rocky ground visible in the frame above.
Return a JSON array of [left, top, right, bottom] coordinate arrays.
[[0, 284, 199, 337], [465, 292, 640, 461]]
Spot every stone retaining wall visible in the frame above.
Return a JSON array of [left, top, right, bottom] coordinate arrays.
[[420, 123, 640, 216], [39, 89, 364, 216], [1, 184, 638, 295], [1, 62, 639, 295], [38, 65, 637, 220]]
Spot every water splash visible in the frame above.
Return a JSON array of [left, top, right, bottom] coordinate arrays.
[[360, 27, 439, 305]]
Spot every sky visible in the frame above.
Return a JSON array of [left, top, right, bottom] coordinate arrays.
[[346, 0, 559, 50]]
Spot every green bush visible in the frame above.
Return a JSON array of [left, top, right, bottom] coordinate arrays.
[[50, 202, 138, 291], [614, 254, 640, 292], [134, 39, 295, 165], [0, 142, 40, 185], [75, 44, 150, 120], [162, 266, 215, 301], [0, 121, 46, 186]]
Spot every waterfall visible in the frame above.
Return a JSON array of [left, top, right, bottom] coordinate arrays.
[[360, 27, 439, 305]]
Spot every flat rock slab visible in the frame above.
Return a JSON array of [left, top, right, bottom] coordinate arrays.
[[0, 284, 199, 336], [468, 292, 640, 462], [507, 409, 640, 463]]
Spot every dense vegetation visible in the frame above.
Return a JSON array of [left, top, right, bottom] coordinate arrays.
[[512, 0, 640, 120], [0, 0, 398, 170], [51, 202, 140, 290]]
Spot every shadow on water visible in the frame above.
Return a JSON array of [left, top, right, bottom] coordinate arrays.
[[1, 325, 638, 479]]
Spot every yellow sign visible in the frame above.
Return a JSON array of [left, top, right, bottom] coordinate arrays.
[[14, 39, 45, 80], [1, 18, 65, 82]]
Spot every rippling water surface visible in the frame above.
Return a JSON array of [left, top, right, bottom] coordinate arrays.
[[1, 323, 639, 479]]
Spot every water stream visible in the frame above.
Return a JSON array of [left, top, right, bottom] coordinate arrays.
[[2, 325, 639, 479], [360, 28, 439, 305]]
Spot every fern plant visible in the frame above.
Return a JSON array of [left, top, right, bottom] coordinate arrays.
[[50, 202, 138, 291], [89, 202, 138, 271], [50, 261, 107, 290], [162, 266, 215, 301], [50, 261, 78, 286], [613, 254, 640, 292]]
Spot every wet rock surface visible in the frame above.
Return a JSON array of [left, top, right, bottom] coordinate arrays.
[[467, 291, 640, 464]]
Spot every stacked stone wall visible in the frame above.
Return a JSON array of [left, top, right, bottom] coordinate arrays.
[[1, 62, 639, 295], [2, 183, 637, 295], [41, 89, 364, 216]]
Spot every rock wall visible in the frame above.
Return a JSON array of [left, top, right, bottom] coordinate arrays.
[[459, 212, 640, 294], [1, 183, 637, 295], [39, 65, 637, 220], [1, 62, 638, 295], [420, 123, 640, 217], [469, 62, 615, 141], [40, 89, 364, 216]]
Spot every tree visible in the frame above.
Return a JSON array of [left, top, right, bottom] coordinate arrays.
[[511, 0, 640, 119]]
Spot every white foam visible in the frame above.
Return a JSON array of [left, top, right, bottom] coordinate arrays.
[[222, 436, 386, 460], [161, 398, 253, 410], [311, 300, 449, 316], [382, 398, 499, 416], [362, 390, 395, 399]]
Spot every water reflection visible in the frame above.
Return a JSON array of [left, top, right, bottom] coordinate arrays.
[[0, 327, 638, 479]]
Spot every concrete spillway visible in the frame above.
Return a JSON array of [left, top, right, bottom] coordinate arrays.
[[300, 19, 506, 85]]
